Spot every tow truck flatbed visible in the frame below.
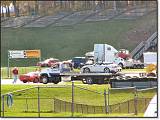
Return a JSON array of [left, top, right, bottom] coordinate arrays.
[[60, 72, 123, 77]]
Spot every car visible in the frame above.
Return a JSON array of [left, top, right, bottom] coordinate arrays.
[[19, 71, 40, 83], [71, 57, 86, 69], [80, 63, 122, 73], [37, 58, 60, 67]]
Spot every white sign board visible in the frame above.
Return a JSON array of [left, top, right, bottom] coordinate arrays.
[[8, 50, 25, 58]]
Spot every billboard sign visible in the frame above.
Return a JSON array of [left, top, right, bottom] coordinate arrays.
[[8, 50, 25, 58], [8, 50, 41, 59], [25, 50, 41, 58]]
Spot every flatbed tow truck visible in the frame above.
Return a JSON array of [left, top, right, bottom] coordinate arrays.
[[39, 62, 157, 89], [40, 72, 157, 89]]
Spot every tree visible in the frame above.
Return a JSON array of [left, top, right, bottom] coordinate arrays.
[[12, 0, 19, 17], [1, 1, 11, 17], [35, 0, 39, 15]]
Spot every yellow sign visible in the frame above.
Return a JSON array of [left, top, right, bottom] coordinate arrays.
[[25, 50, 41, 58]]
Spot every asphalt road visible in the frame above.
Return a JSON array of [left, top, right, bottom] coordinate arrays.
[[1, 79, 67, 85], [1, 72, 141, 85]]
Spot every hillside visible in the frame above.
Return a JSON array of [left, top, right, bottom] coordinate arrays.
[[1, 11, 157, 67]]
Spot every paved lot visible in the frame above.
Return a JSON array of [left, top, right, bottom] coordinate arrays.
[[24, 12, 72, 28], [114, 7, 156, 20], [1, 16, 40, 28], [1, 7, 155, 28], [1, 72, 142, 85], [85, 9, 125, 22], [52, 10, 98, 27], [144, 95, 157, 117], [1, 79, 68, 85], [85, 7, 156, 22]]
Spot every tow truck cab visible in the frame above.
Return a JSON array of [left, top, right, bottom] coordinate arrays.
[[40, 62, 71, 84]]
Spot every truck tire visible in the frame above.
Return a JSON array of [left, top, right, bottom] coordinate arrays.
[[83, 68, 90, 73], [53, 80, 59, 84], [133, 64, 137, 69], [85, 77, 93, 84], [137, 64, 141, 69], [140, 64, 144, 69], [41, 75, 48, 84], [104, 67, 110, 73], [82, 79, 87, 84], [118, 63, 124, 69]]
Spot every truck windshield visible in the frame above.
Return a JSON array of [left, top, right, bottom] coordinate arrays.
[[51, 64, 59, 69], [72, 58, 86, 62], [62, 63, 70, 69]]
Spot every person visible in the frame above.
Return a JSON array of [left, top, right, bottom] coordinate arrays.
[[12, 67, 18, 84]]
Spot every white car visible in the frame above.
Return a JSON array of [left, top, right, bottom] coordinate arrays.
[[80, 63, 122, 73]]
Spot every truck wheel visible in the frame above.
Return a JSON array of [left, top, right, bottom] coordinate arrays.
[[104, 67, 110, 73], [41, 75, 48, 84], [137, 64, 141, 69], [133, 64, 137, 69], [82, 79, 87, 84], [83, 68, 90, 73], [53, 80, 59, 84], [118, 63, 123, 69], [86, 77, 93, 84], [140, 64, 144, 69]]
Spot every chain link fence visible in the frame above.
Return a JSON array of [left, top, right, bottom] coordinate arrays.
[[1, 84, 157, 117]]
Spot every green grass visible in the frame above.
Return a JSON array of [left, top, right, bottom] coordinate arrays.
[[1, 84, 156, 117], [2, 112, 144, 117], [1, 66, 40, 79], [1, 12, 156, 67]]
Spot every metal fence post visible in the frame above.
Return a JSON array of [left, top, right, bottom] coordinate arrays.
[[37, 86, 40, 117], [134, 87, 138, 115], [25, 98, 28, 112], [128, 101, 130, 113], [108, 88, 110, 114], [144, 98, 147, 109], [2, 95, 5, 117], [81, 104, 83, 114], [71, 80, 74, 117], [64, 101, 66, 112], [53, 98, 54, 112], [7, 52, 10, 78], [104, 89, 107, 114]]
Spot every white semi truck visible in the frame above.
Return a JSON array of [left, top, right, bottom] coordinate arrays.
[[94, 44, 144, 69]]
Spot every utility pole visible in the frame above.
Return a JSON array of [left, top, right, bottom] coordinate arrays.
[[71, 80, 74, 117]]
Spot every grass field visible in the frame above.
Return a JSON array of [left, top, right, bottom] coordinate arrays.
[[1, 84, 156, 117], [1, 11, 156, 67], [1, 66, 39, 79], [2, 112, 144, 117]]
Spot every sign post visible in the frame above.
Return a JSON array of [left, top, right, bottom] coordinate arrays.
[[7, 51, 10, 78]]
